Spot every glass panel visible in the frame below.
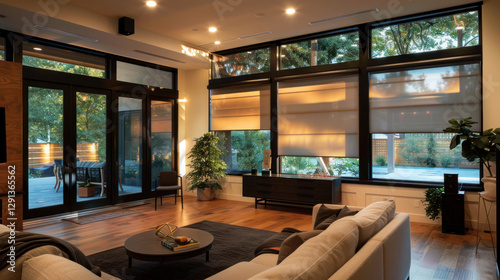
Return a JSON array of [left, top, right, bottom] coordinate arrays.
[[281, 156, 359, 178], [212, 48, 271, 79], [118, 97, 143, 196], [0, 37, 4, 60], [22, 42, 105, 78], [28, 86, 64, 209], [151, 100, 173, 190], [216, 130, 271, 173], [372, 133, 479, 184], [369, 63, 481, 133], [76, 92, 107, 202], [280, 32, 359, 70], [211, 85, 270, 131], [117, 61, 173, 89], [372, 11, 479, 58], [278, 75, 359, 157]]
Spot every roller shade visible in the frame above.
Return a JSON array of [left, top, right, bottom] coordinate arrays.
[[278, 75, 359, 157], [370, 63, 481, 133], [210, 84, 270, 131]]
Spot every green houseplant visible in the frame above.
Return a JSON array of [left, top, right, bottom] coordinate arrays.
[[186, 133, 227, 201], [421, 187, 444, 220], [77, 178, 96, 198], [443, 117, 500, 177]]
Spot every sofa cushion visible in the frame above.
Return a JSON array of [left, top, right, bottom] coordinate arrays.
[[249, 219, 359, 280], [22, 254, 101, 280], [206, 261, 272, 280], [277, 230, 322, 264], [347, 200, 396, 250]]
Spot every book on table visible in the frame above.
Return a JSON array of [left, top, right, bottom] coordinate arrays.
[[161, 237, 200, 252]]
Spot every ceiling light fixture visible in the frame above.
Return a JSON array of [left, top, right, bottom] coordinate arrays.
[[286, 8, 296, 15], [214, 41, 221, 45], [209, 27, 217, 32], [146, 1, 157, 7], [309, 8, 379, 25], [33, 47, 42, 51], [34, 25, 99, 42]]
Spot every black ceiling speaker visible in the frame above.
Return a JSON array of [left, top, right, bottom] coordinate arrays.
[[119, 17, 135, 36], [0, 107, 6, 163]]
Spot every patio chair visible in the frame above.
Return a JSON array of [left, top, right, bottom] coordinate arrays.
[[89, 167, 106, 197], [155, 171, 183, 210], [53, 159, 63, 192]]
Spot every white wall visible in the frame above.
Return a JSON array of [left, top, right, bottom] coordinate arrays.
[[178, 0, 500, 230]]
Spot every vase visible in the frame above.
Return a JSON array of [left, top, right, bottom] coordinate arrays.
[[197, 187, 215, 201]]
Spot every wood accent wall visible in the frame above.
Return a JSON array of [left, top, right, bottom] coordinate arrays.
[[0, 61, 23, 230]]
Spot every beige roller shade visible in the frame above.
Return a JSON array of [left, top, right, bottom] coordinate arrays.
[[278, 75, 359, 157], [211, 84, 270, 131], [370, 63, 481, 133]]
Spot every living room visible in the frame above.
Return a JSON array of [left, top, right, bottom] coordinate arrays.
[[0, 0, 499, 279]]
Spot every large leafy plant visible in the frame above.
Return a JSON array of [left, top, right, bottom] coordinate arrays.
[[186, 133, 227, 191], [421, 187, 443, 220], [443, 117, 500, 177]]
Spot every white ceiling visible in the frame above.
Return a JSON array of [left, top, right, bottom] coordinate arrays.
[[0, 0, 478, 70]]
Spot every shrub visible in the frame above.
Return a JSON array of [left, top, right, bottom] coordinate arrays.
[[375, 155, 387, 166]]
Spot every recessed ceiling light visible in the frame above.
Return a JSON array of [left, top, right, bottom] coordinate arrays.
[[214, 41, 221, 45], [209, 27, 217, 32], [33, 47, 42, 51], [286, 8, 296, 15], [146, 1, 157, 7]]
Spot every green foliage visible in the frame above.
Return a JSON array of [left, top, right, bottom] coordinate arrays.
[[444, 117, 500, 176], [28, 87, 64, 145], [76, 93, 107, 161], [440, 155, 452, 168], [186, 133, 227, 191], [23, 56, 105, 78], [281, 156, 317, 174], [424, 135, 437, 167], [329, 158, 359, 177], [78, 178, 92, 188], [401, 138, 423, 164], [421, 187, 444, 220], [213, 48, 270, 78], [375, 156, 387, 166], [231, 131, 270, 171]]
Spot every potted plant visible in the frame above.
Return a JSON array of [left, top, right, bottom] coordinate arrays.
[[422, 187, 444, 221], [78, 178, 96, 197], [443, 117, 500, 187], [186, 133, 227, 201]]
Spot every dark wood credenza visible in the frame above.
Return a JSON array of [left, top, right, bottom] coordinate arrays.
[[242, 174, 341, 208]]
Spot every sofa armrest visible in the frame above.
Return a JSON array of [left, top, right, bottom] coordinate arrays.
[[22, 254, 103, 280], [328, 241, 384, 280]]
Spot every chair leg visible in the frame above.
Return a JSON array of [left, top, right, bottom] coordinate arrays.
[[181, 188, 184, 209], [155, 191, 158, 211], [175, 192, 177, 204], [476, 195, 481, 254], [483, 199, 497, 261]]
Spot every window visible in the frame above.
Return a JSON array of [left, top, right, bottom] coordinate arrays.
[[280, 32, 359, 70], [117, 61, 173, 89], [369, 63, 481, 183], [217, 130, 271, 172], [278, 75, 359, 178], [23, 41, 105, 78], [211, 84, 271, 172], [212, 48, 270, 79], [281, 156, 359, 178], [372, 11, 479, 58]]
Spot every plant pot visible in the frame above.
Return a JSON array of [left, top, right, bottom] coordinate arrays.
[[78, 185, 96, 197], [481, 176, 496, 201], [197, 188, 215, 201]]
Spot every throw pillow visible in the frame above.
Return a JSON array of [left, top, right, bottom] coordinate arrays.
[[254, 228, 302, 256], [313, 204, 342, 229], [314, 206, 359, 230], [277, 230, 322, 264]]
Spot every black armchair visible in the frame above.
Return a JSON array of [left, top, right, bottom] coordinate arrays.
[[155, 171, 183, 210]]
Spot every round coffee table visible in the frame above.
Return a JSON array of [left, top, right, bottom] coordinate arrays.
[[124, 228, 214, 273]]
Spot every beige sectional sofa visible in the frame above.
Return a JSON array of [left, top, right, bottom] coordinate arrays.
[[0, 224, 119, 280], [208, 201, 411, 280]]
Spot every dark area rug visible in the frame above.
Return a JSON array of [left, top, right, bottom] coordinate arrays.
[[87, 220, 277, 280]]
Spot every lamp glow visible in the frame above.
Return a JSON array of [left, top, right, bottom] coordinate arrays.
[[286, 8, 296, 15], [146, 1, 157, 7]]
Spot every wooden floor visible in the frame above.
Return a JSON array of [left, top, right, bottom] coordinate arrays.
[[24, 195, 498, 280]]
